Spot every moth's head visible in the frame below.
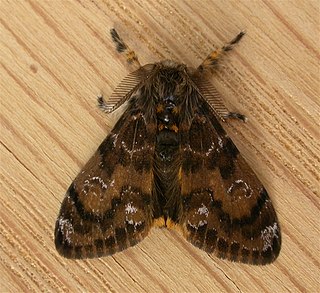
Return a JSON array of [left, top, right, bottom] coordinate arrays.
[[153, 60, 188, 85], [156, 60, 197, 79], [158, 60, 186, 71]]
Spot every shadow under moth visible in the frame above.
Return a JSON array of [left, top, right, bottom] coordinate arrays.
[[55, 28, 281, 265]]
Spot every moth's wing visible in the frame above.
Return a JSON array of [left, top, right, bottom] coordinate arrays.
[[55, 109, 156, 258], [179, 99, 281, 265]]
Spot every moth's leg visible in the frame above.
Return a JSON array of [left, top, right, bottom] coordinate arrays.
[[223, 112, 247, 122], [197, 31, 245, 73], [110, 28, 141, 67]]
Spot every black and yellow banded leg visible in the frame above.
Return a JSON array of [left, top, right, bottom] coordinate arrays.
[[197, 31, 245, 73], [110, 28, 141, 67]]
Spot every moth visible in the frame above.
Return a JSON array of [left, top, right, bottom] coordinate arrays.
[[55, 28, 281, 265]]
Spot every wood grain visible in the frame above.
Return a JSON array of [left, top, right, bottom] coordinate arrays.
[[1, 0, 319, 292]]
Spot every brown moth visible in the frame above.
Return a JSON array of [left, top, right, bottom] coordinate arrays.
[[55, 29, 281, 264]]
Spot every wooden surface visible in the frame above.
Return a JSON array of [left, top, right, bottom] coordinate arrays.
[[1, 0, 319, 292]]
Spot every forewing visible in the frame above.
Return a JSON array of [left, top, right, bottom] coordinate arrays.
[[55, 109, 156, 258], [179, 100, 281, 265]]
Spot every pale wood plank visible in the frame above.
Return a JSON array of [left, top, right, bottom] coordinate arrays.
[[1, 0, 319, 292]]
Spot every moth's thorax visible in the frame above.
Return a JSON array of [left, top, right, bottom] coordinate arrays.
[[155, 90, 180, 161], [156, 95, 180, 134], [150, 62, 188, 134]]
